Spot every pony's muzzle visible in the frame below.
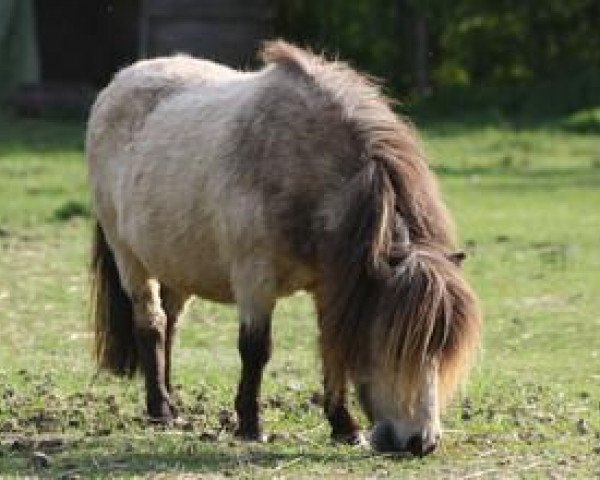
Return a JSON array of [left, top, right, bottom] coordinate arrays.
[[370, 421, 440, 456]]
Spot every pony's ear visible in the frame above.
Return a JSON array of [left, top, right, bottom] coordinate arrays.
[[448, 251, 467, 266]]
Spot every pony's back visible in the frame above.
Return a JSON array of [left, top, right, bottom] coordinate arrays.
[[86, 56, 239, 166]]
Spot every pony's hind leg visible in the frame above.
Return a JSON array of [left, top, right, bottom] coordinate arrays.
[[113, 248, 175, 421], [130, 278, 176, 420], [160, 286, 188, 394]]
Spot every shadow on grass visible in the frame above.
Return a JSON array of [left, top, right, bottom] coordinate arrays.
[[63, 450, 371, 476], [403, 69, 600, 134], [3, 437, 395, 477]]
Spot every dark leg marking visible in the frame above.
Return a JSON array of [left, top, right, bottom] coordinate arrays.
[[234, 320, 272, 440]]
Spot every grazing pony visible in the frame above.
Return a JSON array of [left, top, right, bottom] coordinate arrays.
[[87, 41, 481, 456]]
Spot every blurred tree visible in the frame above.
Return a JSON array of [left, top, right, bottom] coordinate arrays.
[[431, 0, 600, 85], [274, 0, 600, 95], [275, 0, 403, 88]]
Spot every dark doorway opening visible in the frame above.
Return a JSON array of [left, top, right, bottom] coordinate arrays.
[[11, 0, 140, 115], [34, 0, 140, 88]]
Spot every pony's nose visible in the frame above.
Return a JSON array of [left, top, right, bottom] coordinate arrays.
[[371, 422, 440, 455], [370, 421, 399, 452], [406, 433, 439, 457]]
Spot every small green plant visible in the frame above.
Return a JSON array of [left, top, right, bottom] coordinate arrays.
[[53, 200, 90, 222]]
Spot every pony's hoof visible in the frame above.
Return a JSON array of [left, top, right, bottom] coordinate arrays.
[[148, 415, 174, 425], [355, 431, 370, 448], [332, 430, 367, 447], [171, 416, 189, 428], [234, 429, 267, 442], [147, 400, 178, 423]]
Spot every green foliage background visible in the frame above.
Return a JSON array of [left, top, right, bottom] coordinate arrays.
[[276, 0, 600, 113]]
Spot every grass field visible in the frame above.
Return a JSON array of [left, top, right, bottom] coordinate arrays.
[[0, 110, 599, 478]]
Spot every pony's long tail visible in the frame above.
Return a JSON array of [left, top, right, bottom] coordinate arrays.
[[90, 222, 138, 376]]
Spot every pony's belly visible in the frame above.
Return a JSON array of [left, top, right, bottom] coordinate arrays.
[[165, 247, 234, 301], [274, 260, 317, 298], [121, 223, 235, 303], [154, 248, 316, 305], [190, 281, 235, 304], [153, 256, 235, 304], [185, 254, 235, 302]]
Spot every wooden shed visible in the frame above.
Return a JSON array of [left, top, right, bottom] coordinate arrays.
[[140, 0, 275, 67], [9, 0, 274, 113], [35, 0, 274, 87]]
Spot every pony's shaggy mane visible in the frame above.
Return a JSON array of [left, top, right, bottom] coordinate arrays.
[[261, 40, 455, 248], [262, 40, 481, 408]]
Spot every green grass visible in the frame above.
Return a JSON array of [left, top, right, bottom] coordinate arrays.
[[1, 110, 599, 478]]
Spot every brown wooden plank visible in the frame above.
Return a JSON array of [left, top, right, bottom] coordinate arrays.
[[146, 17, 271, 66]]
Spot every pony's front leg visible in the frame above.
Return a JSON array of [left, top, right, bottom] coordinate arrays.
[[231, 259, 276, 441], [132, 279, 176, 421], [317, 301, 361, 444], [234, 312, 273, 440], [323, 373, 361, 444]]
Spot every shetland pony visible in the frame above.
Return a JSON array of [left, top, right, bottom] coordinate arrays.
[[87, 41, 481, 456]]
